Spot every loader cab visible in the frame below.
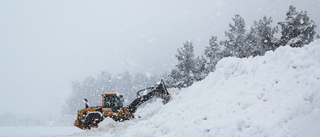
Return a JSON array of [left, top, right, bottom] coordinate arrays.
[[102, 93, 123, 112]]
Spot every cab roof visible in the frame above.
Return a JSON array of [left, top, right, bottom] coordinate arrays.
[[101, 93, 117, 96]]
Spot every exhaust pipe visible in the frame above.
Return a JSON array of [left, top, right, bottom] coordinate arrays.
[[84, 98, 89, 108]]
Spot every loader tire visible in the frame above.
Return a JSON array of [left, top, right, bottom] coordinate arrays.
[[84, 113, 103, 129]]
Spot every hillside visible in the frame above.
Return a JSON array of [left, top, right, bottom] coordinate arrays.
[[75, 40, 320, 137]]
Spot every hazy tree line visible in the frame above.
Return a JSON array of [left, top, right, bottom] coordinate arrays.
[[64, 5, 317, 114], [64, 71, 167, 114], [166, 5, 318, 88]]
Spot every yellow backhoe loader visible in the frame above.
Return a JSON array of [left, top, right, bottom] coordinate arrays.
[[74, 79, 171, 129]]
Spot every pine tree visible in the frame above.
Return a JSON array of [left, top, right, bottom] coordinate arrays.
[[278, 5, 317, 47], [204, 36, 223, 72], [247, 16, 278, 56], [224, 14, 248, 58], [169, 41, 198, 88], [194, 56, 208, 81]]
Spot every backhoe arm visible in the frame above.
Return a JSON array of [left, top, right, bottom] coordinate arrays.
[[127, 80, 170, 114]]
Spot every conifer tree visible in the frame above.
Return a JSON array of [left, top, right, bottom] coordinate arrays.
[[247, 16, 278, 56], [278, 5, 317, 47], [204, 36, 223, 72], [194, 56, 208, 81], [224, 14, 248, 58], [169, 41, 198, 88]]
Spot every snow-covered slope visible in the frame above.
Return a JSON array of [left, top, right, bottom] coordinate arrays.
[[75, 40, 320, 137]]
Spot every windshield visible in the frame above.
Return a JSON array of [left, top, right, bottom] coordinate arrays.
[[104, 95, 123, 109]]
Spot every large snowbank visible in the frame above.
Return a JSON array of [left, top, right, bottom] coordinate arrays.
[[77, 40, 320, 137]]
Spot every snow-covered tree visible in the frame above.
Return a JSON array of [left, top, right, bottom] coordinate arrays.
[[278, 5, 317, 47], [194, 56, 208, 81], [247, 16, 278, 56], [224, 14, 248, 58], [204, 36, 223, 72], [169, 41, 199, 88]]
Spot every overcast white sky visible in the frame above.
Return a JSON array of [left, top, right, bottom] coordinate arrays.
[[0, 0, 319, 115]]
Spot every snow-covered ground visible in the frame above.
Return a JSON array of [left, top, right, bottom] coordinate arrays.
[[1, 40, 320, 137], [0, 126, 81, 137]]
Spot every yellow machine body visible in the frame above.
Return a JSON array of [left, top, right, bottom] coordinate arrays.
[[74, 80, 171, 130], [74, 93, 132, 129]]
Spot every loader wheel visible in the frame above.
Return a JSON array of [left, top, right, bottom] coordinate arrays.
[[84, 113, 103, 129]]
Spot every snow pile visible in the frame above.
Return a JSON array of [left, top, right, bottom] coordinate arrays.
[[79, 40, 320, 137]]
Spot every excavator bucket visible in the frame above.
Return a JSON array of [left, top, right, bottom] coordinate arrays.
[[128, 79, 171, 114], [136, 79, 171, 104], [154, 79, 171, 104]]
